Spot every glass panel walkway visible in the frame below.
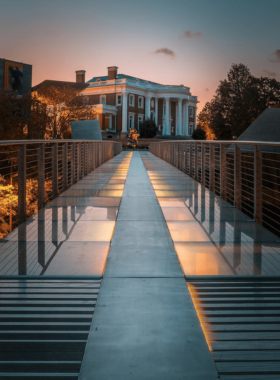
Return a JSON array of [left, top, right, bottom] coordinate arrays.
[[1, 151, 280, 379]]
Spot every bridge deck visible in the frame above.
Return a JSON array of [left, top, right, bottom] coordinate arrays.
[[1, 151, 280, 379]]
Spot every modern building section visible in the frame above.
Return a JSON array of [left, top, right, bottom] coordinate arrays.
[[0, 58, 32, 95], [80, 66, 198, 138]]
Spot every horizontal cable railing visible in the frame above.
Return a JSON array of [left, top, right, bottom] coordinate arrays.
[[150, 140, 280, 238], [0, 140, 122, 240]]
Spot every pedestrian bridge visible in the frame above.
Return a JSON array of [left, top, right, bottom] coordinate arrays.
[[1, 141, 280, 380]]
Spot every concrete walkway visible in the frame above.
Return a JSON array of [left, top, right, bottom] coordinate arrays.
[[79, 152, 219, 380]]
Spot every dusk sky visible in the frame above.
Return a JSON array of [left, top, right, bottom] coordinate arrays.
[[1, 0, 279, 112]]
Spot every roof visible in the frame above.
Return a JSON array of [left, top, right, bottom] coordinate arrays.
[[87, 74, 160, 86], [229, 108, 280, 153], [32, 80, 89, 94]]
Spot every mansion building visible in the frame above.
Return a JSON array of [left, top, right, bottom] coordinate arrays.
[[78, 66, 198, 138]]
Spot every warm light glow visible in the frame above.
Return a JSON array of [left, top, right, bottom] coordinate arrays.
[[187, 283, 213, 352]]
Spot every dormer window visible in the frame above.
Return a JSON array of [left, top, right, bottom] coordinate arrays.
[[100, 95, 106, 105]]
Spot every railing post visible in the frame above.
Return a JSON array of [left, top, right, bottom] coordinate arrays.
[[220, 144, 227, 199], [77, 143, 81, 181], [184, 143, 188, 174], [18, 145, 26, 224], [38, 144, 45, 210], [234, 144, 242, 210], [89, 143, 92, 173], [71, 143, 75, 185], [52, 143, 58, 199], [62, 142, 68, 192], [194, 143, 198, 181], [201, 143, 205, 187], [83, 142, 87, 177], [189, 142, 193, 178], [254, 145, 262, 224], [93, 143, 96, 169], [210, 144, 215, 192]]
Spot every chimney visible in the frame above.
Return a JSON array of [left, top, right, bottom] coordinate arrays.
[[76, 70, 86, 83], [107, 66, 118, 80]]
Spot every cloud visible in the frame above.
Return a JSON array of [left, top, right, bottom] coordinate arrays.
[[182, 30, 202, 39], [263, 70, 277, 78], [154, 48, 176, 57], [269, 50, 280, 63]]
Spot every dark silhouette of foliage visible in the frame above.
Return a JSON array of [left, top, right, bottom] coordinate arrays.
[[192, 128, 206, 140], [139, 118, 158, 138], [198, 63, 280, 139]]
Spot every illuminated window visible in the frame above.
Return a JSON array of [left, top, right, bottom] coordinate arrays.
[[100, 95, 106, 105], [129, 94, 135, 107], [116, 94, 122, 106], [138, 96, 144, 108]]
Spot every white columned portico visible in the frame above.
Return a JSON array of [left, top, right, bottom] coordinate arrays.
[[122, 91, 128, 135], [164, 97, 170, 135], [177, 99, 183, 136], [145, 93, 151, 119], [155, 98, 158, 125]]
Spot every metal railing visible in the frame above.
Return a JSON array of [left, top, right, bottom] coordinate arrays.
[[150, 140, 280, 238], [0, 140, 122, 239]]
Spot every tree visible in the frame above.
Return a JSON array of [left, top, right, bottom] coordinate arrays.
[[198, 64, 280, 139], [36, 86, 97, 139], [139, 118, 158, 138], [192, 128, 206, 140], [0, 90, 50, 140]]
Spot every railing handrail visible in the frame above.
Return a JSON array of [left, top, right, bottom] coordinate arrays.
[[150, 140, 280, 146], [0, 139, 120, 146]]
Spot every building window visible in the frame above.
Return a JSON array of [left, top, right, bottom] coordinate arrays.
[[138, 115, 144, 130], [129, 94, 135, 107], [83, 96, 89, 105], [190, 107, 193, 117], [163, 104, 166, 116], [138, 96, 144, 108], [150, 111, 154, 121], [116, 94, 122, 106], [100, 95, 106, 105], [129, 114, 135, 129], [151, 99, 155, 108], [189, 123, 194, 136]]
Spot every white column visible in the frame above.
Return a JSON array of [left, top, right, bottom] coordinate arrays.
[[145, 94, 151, 119], [122, 92, 128, 134], [182, 101, 185, 135], [165, 97, 170, 135], [155, 98, 158, 125], [185, 102, 189, 135], [177, 99, 183, 136]]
